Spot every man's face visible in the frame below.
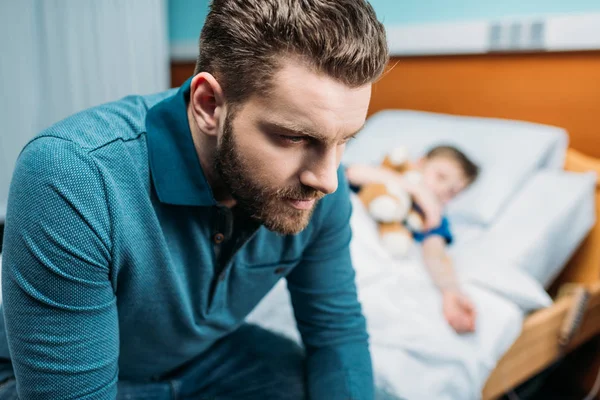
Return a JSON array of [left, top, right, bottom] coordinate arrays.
[[214, 59, 371, 235], [420, 157, 469, 206]]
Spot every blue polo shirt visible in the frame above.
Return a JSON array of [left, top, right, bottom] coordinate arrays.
[[0, 79, 373, 399]]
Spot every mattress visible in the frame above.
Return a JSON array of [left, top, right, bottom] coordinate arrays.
[[247, 170, 596, 400]]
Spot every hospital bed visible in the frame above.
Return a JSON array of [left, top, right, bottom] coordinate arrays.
[[247, 110, 600, 399]]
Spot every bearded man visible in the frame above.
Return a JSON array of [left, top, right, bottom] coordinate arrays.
[[0, 1, 389, 398]]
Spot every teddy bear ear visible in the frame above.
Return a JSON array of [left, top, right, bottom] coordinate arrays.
[[387, 146, 410, 166], [368, 195, 402, 223]]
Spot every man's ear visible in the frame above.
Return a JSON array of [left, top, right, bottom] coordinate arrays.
[[189, 72, 225, 138]]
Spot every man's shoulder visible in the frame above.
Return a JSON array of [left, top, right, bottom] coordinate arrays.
[[31, 88, 177, 152], [13, 89, 178, 201]]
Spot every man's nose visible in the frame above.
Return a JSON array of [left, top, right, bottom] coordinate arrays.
[[299, 149, 339, 195]]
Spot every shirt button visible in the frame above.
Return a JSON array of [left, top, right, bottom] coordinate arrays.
[[213, 233, 225, 244], [274, 267, 286, 275]]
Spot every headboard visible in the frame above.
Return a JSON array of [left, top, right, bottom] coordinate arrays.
[[369, 51, 600, 158]]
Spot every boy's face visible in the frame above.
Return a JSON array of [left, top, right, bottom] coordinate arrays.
[[418, 156, 470, 205]]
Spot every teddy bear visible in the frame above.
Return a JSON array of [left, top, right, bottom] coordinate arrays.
[[357, 147, 425, 257]]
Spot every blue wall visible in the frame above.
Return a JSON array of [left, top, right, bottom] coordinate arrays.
[[168, 0, 209, 44], [368, 0, 600, 25], [168, 0, 600, 44]]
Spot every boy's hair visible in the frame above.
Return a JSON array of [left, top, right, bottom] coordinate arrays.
[[425, 145, 480, 184], [195, 0, 389, 107]]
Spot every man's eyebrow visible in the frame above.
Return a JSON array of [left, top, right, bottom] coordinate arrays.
[[262, 121, 326, 141], [262, 120, 366, 142]]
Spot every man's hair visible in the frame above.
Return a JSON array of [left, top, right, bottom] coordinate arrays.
[[425, 145, 480, 184], [195, 0, 389, 106]]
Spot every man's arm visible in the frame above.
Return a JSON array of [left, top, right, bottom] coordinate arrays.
[[2, 138, 119, 399], [286, 169, 373, 400], [422, 236, 476, 333]]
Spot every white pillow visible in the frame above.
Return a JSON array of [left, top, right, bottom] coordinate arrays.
[[463, 170, 596, 288], [343, 110, 568, 225]]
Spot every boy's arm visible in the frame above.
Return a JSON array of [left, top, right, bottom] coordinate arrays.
[[422, 236, 459, 290], [422, 236, 476, 333]]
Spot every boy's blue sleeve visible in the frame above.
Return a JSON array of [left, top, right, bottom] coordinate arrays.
[[412, 216, 453, 245]]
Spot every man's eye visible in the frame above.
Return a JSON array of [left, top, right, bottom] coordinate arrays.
[[281, 135, 306, 144]]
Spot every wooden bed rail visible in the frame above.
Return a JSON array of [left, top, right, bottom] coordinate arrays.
[[483, 281, 600, 399], [552, 149, 600, 288]]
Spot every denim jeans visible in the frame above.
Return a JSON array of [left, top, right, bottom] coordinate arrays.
[[0, 324, 306, 400]]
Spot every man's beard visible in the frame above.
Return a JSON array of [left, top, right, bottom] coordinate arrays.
[[214, 114, 324, 235]]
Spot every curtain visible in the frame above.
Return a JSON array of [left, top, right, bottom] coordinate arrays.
[[0, 0, 169, 221]]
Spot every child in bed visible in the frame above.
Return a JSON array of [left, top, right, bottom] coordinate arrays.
[[346, 145, 480, 334]]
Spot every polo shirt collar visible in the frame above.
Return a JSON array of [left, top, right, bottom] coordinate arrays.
[[146, 78, 216, 206]]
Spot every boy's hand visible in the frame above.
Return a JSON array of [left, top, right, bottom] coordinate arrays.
[[405, 183, 442, 230], [442, 291, 476, 333]]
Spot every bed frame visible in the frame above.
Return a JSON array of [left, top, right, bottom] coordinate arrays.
[[482, 149, 600, 399]]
